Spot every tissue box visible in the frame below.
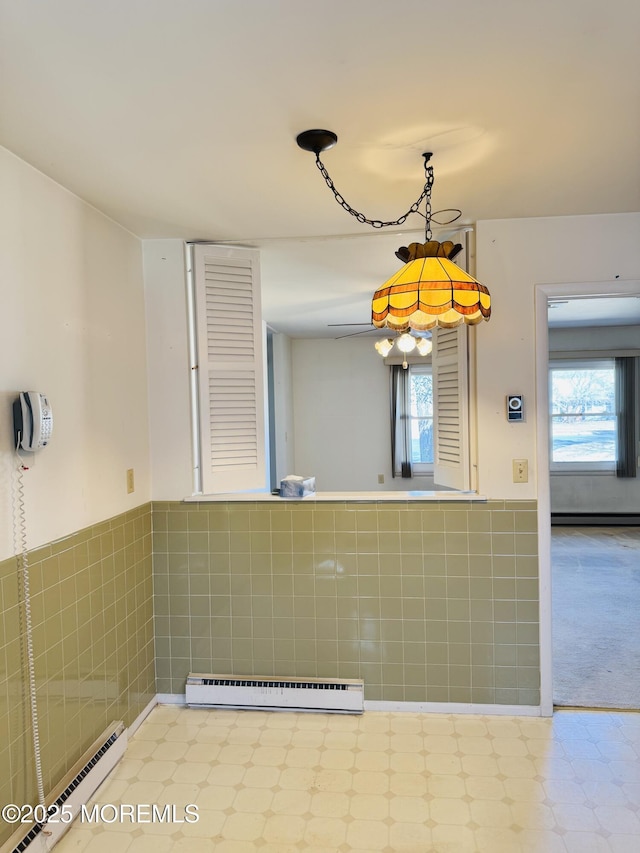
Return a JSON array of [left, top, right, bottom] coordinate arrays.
[[280, 475, 316, 498]]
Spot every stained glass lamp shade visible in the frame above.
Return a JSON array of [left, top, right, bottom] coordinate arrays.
[[372, 256, 491, 331]]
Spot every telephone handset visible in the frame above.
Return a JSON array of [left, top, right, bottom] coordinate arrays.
[[13, 392, 53, 451]]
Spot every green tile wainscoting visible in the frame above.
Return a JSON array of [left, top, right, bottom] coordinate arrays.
[[0, 504, 155, 847], [152, 500, 540, 706]]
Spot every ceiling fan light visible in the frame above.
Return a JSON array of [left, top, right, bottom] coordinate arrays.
[[396, 333, 417, 353], [416, 337, 432, 356], [374, 337, 394, 357]]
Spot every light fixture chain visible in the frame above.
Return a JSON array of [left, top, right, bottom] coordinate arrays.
[[315, 154, 433, 230], [425, 166, 433, 241]]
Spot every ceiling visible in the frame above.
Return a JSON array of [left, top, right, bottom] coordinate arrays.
[[2, 0, 640, 334], [547, 296, 640, 329]]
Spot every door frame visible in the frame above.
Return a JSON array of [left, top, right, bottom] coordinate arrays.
[[535, 278, 640, 715]]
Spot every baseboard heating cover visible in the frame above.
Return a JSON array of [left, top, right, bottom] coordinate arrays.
[[186, 673, 364, 714], [551, 512, 640, 526], [0, 721, 127, 853]]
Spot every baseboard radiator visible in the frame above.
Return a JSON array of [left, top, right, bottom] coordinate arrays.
[[1, 721, 127, 853], [551, 512, 640, 526], [186, 673, 364, 714]]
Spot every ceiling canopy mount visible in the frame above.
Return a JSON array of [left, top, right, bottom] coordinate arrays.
[[295, 129, 338, 155]]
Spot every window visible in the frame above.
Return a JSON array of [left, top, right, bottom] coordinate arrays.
[[393, 364, 433, 476], [549, 359, 616, 469], [408, 365, 434, 471]]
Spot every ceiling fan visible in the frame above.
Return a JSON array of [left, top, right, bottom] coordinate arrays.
[[327, 322, 379, 340], [328, 322, 433, 341]]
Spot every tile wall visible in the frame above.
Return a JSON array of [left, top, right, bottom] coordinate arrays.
[[0, 504, 155, 847], [153, 500, 539, 706]]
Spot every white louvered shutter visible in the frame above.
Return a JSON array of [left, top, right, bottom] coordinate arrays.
[[432, 325, 470, 490], [194, 245, 266, 493]]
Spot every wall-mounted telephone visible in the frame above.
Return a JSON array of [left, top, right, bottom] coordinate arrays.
[[13, 392, 53, 451]]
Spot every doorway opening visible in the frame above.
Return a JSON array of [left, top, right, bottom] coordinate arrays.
[[536, 283, 640, 711]]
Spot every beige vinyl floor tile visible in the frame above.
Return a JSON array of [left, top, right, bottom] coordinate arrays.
[[53, 706, 640, 852]]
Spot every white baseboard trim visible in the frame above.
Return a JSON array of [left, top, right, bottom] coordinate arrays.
[[128, 695, 158, 735], [157, 693, 187, 705], [364, 701, 543, 716], [156, 693, 543, 717]]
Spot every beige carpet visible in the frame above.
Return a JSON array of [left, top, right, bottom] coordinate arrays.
[[552, 526, 640, 709]]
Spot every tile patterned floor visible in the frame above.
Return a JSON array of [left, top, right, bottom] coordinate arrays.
[[55, 704, 640, 852]]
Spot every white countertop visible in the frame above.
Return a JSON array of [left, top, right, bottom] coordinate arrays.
[[184, 490, 486, 503]]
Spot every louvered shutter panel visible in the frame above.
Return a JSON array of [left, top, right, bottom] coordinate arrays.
[[194, 245, 266, 493], [432, 325, 470, 490]]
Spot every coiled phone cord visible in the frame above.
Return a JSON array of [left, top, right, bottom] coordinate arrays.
[[13, 454, 48, 817]]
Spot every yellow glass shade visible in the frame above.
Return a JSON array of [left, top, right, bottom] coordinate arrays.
[[371, 257, 491, 331]]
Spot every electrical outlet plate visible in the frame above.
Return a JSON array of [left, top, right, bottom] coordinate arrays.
[[126, 468, 135, 493]]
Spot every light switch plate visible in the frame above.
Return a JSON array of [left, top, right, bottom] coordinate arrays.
[[512, 459, 528, 483]]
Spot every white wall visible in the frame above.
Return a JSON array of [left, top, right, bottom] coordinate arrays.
[[0, 146, 150, 561], [550, 325, 640, 354], [475, 213, 640, 500], [271, 331, 295, 483], [291, 337, 435, 491], [548, 324, 640, 514]]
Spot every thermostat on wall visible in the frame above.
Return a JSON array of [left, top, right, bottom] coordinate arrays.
[[507, 395, 524, 422]]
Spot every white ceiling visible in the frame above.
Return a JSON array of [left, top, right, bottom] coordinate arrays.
[[2, 0, 640, 333], [547, 296, 640, 329]]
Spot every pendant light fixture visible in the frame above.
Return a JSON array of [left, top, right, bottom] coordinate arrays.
[[370, 188, 491, 332], [296, 129, 491, 360]]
